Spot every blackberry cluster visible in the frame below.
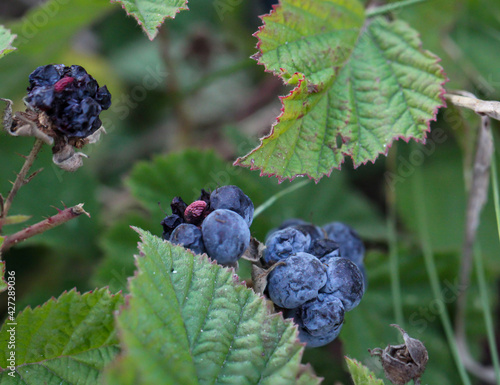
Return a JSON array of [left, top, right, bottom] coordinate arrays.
[[161, 185, 253, 265], [26, 64, 111, 139], [264, 219, 365, 347]]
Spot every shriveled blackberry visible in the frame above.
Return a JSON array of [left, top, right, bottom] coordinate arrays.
[[25, 64, 111, 139]]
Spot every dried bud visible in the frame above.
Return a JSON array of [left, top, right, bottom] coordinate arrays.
[[198, 189, 211, 205], [170, 197, 188, 218], [369, 324, 428, 385], [184, 200, 208, 225]]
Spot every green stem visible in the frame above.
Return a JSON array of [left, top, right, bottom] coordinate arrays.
[[388, 196, 404, 326], [253, 180, 310, 219], [412, 167, 472, 385], [474, 245, 500, 382], [366, 0, 427, 17], [386, 146, 404, 326], [491, 144, 500, 242]]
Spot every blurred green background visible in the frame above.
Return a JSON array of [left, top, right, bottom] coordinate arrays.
[[1, 0, 500, 383]]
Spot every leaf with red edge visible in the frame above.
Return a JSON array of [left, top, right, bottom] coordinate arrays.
[[104, 229, 322, 385], [112, 0, 189, 40], [236, 0, 447, 181]]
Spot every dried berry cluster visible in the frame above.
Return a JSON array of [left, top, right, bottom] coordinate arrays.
[[161, 185, 253, 265]]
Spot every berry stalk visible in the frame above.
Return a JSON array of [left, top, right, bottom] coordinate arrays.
[[0, 138, 44, 233], [0, 204, 89, 253]]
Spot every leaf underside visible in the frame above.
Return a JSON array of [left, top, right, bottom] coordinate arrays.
[[236, 0, 447, 181], [104, 229, 321, 385], [0, 26, 16, 59], [0, 288, 123, 384], [345, 357, 384, 385], [113, 0, 189, 40]]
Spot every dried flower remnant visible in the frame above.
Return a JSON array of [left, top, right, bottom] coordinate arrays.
[[369, 324, 428, 385]]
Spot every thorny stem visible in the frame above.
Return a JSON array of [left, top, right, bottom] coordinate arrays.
[[0, 138, 44, 233], [365, 0, 427, 17], [158, 26, 194, 147], [0, 204, 90, 253]]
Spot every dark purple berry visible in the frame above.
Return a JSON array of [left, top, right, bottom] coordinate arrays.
[[292, 224, 324, 243], [320, 257, 364, 311], [309, 238, 341, 260], [201, 209, 250, 265], [161, 214, 183, 240], [267, 252, 327, 309], [263, 227, 310, 265], [170, 224, 205, 255], [210, 185, 254, 227], [286, 293, 345, 347], [322, 222, 365, 266]]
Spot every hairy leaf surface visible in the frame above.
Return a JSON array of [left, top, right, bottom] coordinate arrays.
[[236, 0, 446, 181], [104, 229, 321, 385], [0, 289, 123, 384]]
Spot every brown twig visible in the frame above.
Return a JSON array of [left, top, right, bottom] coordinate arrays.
[[0, 138, 44, 233], [0, 204, 90, 253], [448, 91, 497, 383], [445, 92, 500, 121]]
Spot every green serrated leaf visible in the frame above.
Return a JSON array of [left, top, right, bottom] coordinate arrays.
[[0, 288, 123, 384], [345, 357, 384, 385], [236, 0, 446, 181], [112, 0, 189, 40], [1, 216, 31, 226], [0, 26, 16, 59], [104, 229, 320, 385]]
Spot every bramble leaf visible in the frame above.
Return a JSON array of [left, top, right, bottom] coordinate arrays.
[[1, 215, 31, 226], [0, 288, 123, 384], [112, 0, 189, 40], [0, 26, 15, 60], [345, 357, 384, 385], [236, 0, 447, 181], [104, 229, 321, 385]]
